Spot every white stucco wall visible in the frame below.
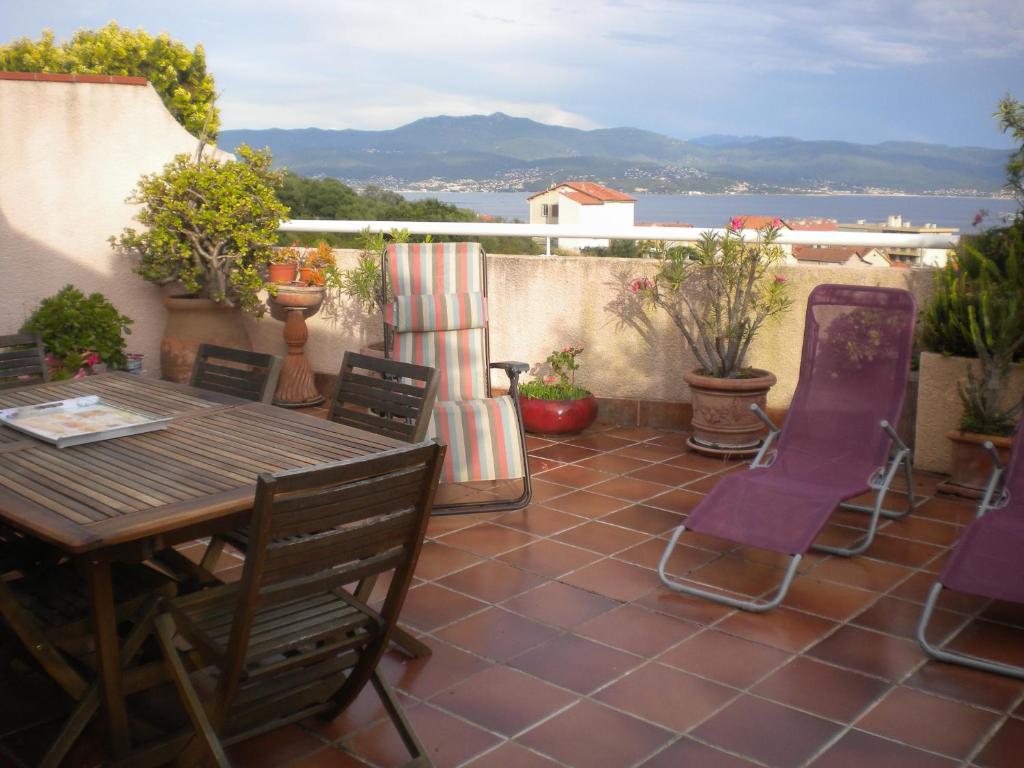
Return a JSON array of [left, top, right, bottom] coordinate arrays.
[[0, 75, 226, 376]]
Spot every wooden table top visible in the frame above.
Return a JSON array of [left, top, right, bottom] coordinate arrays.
[[0, 373, 405, 554]]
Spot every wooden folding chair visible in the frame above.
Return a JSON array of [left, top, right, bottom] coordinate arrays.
[[0, 332, 49, 389], [135, 444, 443, 767], [189, 344, 281, 403]]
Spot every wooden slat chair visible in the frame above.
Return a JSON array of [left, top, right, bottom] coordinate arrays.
[[189, 344, 281, 403], [0, 332, 48, 390], [384, 242, 532, 515], [144, 444, 443, 767], [199, 352, 440, 658]]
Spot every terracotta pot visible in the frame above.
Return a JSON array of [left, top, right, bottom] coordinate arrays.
[[683, 368, 777, 457], [298, 267, 324, 286], [938, 430, 1013, 499], [268, 263, 298, 283], [160, 297, 251, 383], [520, 394, 598, 435]]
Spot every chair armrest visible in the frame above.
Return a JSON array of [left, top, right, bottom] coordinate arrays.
[[490, 361, 528, 396]]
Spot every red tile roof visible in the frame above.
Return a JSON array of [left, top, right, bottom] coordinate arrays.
[[528, 181, 635, 203], [728, 215, 790, 230], [792, 245, 891, 265]]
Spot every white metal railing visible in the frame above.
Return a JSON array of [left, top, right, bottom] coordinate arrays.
[[279, 219, 960, 254]]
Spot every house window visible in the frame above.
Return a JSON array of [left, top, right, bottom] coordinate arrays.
[[551, 204, 559, 218], [541, 204, 549, 216]]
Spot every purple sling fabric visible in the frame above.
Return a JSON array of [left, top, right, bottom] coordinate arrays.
[[941, 418, 1024, 603], [685, 285, 917, 555]]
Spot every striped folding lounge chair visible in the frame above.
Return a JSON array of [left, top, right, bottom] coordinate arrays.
[[918, 413, 1024, 678], [659, 284, 918, 611], [384, 241, 532, 514]]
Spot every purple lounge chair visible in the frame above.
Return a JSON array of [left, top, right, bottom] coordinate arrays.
[[659, 284, 918, 611], [917, 415, 1024, 678]]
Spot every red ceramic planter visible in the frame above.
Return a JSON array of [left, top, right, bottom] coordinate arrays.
[[520, 394, 598, 435]]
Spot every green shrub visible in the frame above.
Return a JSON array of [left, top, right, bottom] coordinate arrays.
[[22, 285, 132, 380]]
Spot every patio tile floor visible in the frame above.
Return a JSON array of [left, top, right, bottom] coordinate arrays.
[[3, 424, 1024, 767]]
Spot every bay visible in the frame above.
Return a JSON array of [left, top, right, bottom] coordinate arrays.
[[402, 191, 1016, 231]]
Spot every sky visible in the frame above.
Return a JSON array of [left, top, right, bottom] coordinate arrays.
[[5, 0, 1024, 148]]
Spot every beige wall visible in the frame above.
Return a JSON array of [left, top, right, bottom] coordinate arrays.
[[255, 252, 933, 411], [0, 77, 225, 375]]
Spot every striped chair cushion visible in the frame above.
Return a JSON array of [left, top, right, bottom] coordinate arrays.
[[387, 242, 484, 295], [428, 396, 526, 483], [392, 328, 487, 401], [386, 292, 487, 332]]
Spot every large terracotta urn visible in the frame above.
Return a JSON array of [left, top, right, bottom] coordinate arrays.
[[938, 431, 1013, 499], [161, 297, 251, 383], [684, 368, 777, 457]]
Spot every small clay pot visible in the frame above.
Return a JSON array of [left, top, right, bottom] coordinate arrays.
[[268, 263, 298, 283]]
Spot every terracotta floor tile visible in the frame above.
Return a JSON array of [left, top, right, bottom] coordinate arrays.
[[492, 505, 584, 536], [529, 443, 600, 463], [528, 478, 572, 503], [693, 695, 843, 767], [400, 583, 488, 631], [603, 426, 664, 441], [286, 748, 370, 768], [600, 504, 684, 535], [658, 629, 792, 688], [637, 588, 737, 626], [626, 461, 704, 487], [427, 514, 488, 538], [856, 685, 1000, 758], [809, 729, 959, 768], [784, 576, 879, 621], [663, 450, 739, 472], [975, 717, 1024, 768], [618, 537, 719, 575], [688, 554, 794, 598], [553, 520, 650, 555], [612, 443, 684, 463], [854, 595, 966, 641], [979, 598, 1024, 628], [812, 556, 915, 593], [462, 742, 563, 768], [431, 665, 576, 736], [497, 538, 603, 578], [344, 703, 500, 768], [436, 522, 538, 557], [751, 655, 891, 722], [501, 580, 619, 629], [543, 489, 628, 518], [716, 608, 838, 653], [525, 435, 555, 451], [575, 603, 699, 656], [380, 640, 491, 699], [527, 455, 564, 475], [575, 452, 650, 474], [888, 572, 989, 613], [644, 487, 705, 516], [413, 540, 484, 580], [434, 607, 559, 662], [563, 432, 636, 451], [587, 476, 670, 503], [904, 660, 1024, 712], [680, 473, 733, 494], [306, 685, 391, 741], [537, 463, 612, 489], [509, 634, 641, 694], [639, 737, 760, 767], [560, 556, 661, 602], [945, 619, 1024, 669], [517, 699, 673, 768], [437, 559, 547, 603], [806, 624, 924, 680], [595, 661, 736, 731], [911, 496, 978, 526], [860, 533, 946, 568], [225, 724, 324, 768], [880, 515, 963, 546]]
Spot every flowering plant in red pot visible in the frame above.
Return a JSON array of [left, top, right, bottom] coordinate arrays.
[[519, 346, 598, 435]]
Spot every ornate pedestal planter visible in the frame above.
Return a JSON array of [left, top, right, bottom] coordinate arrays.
[[684, 368, 777, 457], [520, 394, 598, 435], [269, 286, 325, 408]]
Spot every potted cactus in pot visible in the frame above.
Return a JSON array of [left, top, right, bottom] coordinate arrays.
[[519, 346, 598, 435]]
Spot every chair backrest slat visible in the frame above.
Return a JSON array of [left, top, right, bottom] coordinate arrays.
[[0, 333, 48, 389], [190, 343, 281, 403], [327, 352, 438, 443], [216, 443, 444, 714]]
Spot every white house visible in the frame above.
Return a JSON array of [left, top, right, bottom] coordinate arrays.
[[527, 181, 636, 250], [792, 245, 892, 267]]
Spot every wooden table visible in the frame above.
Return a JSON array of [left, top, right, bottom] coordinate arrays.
[[0, 373, 405, 758]]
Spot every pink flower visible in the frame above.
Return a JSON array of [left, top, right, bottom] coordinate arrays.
[[82, 351, 101, 367], [543, 375, 559, 385], [972, 209, 988, 227], [729, 216, 745, 231], [73, 368, 88, 380], [771, 218, 783, 229], [774, 275, 787, 284], [628, 277, 653, 293]]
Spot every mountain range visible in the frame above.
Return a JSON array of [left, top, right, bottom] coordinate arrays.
[[218, 113, 1011, 195]]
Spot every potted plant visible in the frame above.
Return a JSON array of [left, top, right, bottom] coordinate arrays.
[[269, 244, 302, 284], [519, 346, 598, 435], [917, 96, 1024, 494], [630, 218, 792, 456], [22, 285, 132, 380], [110, 145, 289, 382], [300, 240, 334, 286]]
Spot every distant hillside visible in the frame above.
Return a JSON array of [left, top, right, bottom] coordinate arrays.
[[219, 113, 1010, 194]]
